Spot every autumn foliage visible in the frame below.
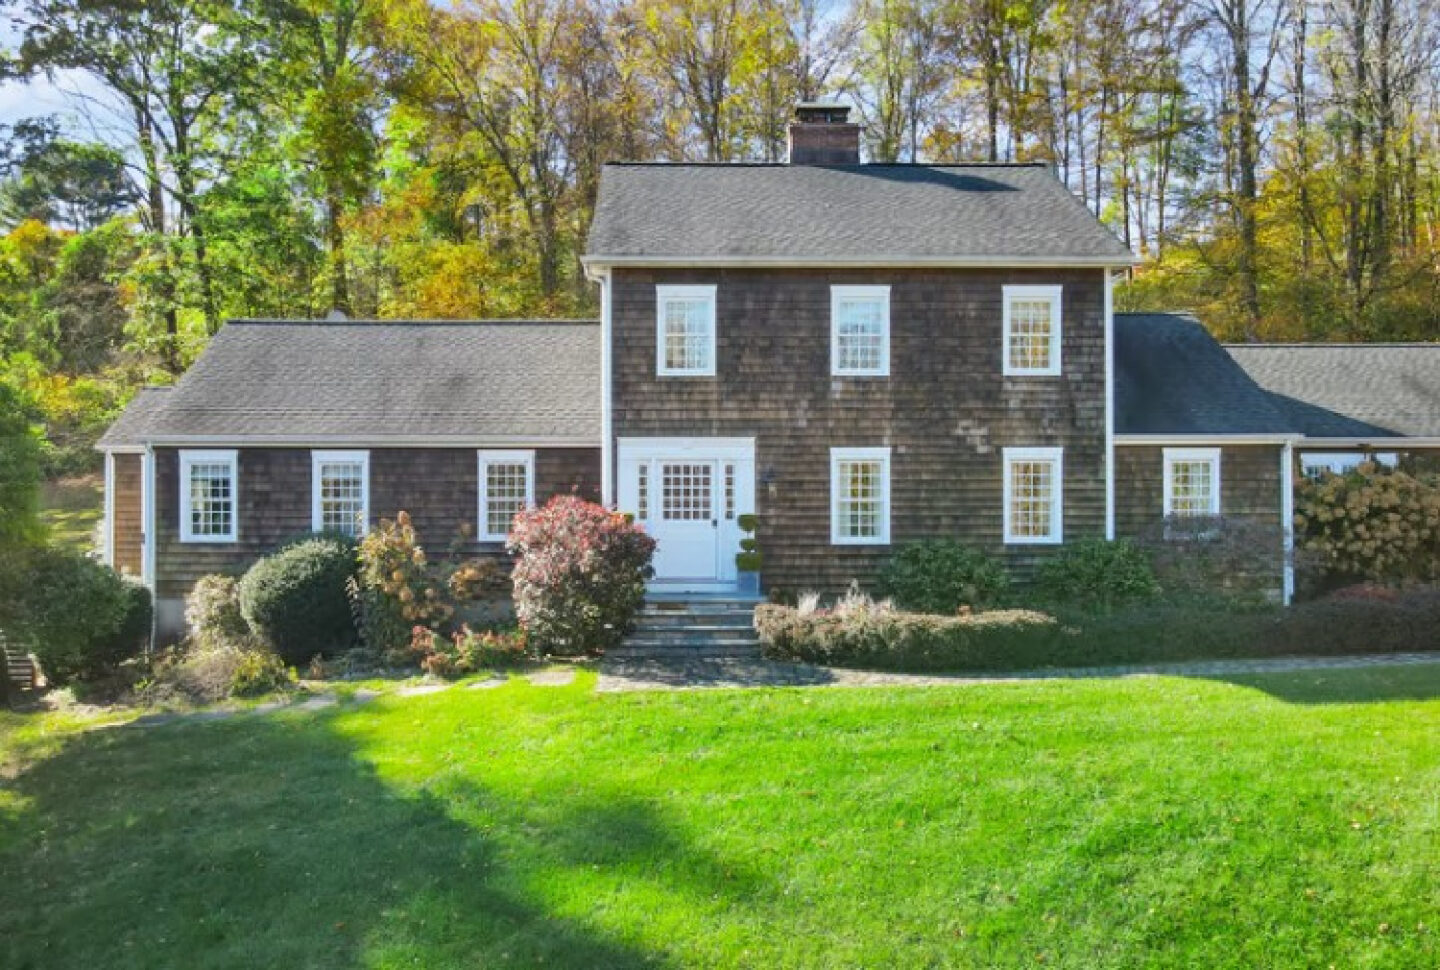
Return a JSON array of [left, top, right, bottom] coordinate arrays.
[[508, 496, 656, 654], [1295, 463, 1440, 584]]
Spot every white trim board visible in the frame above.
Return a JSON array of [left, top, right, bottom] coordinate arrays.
[[1002, 446, 1064, 545], [655, 284, 718, 378], [1116, 434, 1301, 445], [178, 449, 239, 544], [829, 446, 892, 546], [310, 450, 370, 536], [618, 437, 757, 460], [1001, 284, 1063, 377], [477, 449, 536, 543], [132, 435, 597, 448], [1162, 447, 1222, 517], [830, 284, 891, 377], [583, 255, 1140, 269]]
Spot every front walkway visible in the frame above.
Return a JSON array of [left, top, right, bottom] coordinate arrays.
[[595, 650, 1440, 692]]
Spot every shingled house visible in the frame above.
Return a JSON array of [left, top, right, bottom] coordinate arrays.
[[100, 104, 1440, 640]]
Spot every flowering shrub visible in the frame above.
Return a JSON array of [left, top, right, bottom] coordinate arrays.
[[352, 512, 506, 658], [408, 624, 531, 676], [1296, 463, 1440, 584], [508, 496, 656, 654]]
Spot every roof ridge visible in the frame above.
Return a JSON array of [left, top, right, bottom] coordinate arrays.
[[225, 318, 600, 326]]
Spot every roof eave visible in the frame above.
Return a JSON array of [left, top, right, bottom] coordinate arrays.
[[1115, 433, 1303, 445], [582, 253, 1140, 270], [123, 433, 600, 449]]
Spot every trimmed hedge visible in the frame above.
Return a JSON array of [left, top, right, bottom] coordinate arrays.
[[238, 535, 358, 665], [756, 588, 1440, 673], [876, 540, 1009, 613], [15, 548, 151, 685]]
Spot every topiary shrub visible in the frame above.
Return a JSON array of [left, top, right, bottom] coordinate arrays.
[[13, 548, 150, 685], [238, 535, 357, 665], [1035, 539, 1161, 611], [508, 496, 656, 654], [877, 540, 1010, 614]]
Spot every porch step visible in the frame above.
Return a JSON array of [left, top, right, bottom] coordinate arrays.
[[615, 595, 763, 659]]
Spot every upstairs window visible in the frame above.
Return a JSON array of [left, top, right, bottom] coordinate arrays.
[[180, 450, 238, 543], [1003, 285, 1062, 376], [1003, 447, 1063, 544], [831, 285, 890, 376], [312, 450, 369, 537], [478, 450, 535, 542], [656, 284, 717, 376], [830, 447, 891, 544], [1163, 448, 1221, 517]]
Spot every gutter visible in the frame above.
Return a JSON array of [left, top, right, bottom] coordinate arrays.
[[133, 434, 600, 449], [582, 254, 1140, 270], [1115, 434, 1304, 446]]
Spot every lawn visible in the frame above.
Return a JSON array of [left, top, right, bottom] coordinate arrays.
[[39, 474, 102, 554], [2, 667, 1438, 969]]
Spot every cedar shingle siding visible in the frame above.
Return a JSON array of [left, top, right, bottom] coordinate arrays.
[[1114, 444, 1285, 595], [154, 446, 600, 604], [610, 267, 1109, 594], [110, 453, 144, 578]]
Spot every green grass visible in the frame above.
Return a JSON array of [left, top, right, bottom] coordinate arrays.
[[39, 474, 102, 553], [2, 667, 1439, 968]]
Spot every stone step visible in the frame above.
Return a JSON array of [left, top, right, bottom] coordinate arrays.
[[639, 606, 756, 620], [631, 619, 756, 634], [624, 632, 759, 646], [608, 644, 762, 659]]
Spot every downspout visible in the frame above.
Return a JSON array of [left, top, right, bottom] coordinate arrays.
[[1103, 269, 1115, 540], [1280, 438, 1296, 605], [141, 444, 158, 649], [102, 450, 116, 567], [598, 267, 614, 507]]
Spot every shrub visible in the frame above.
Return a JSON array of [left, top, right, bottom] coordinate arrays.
[[351, 512, 507, 658], [238, 535, 357, 666], [1296, 463, 1440, 584], [756, 587, 1440, 673], [1035, 539, 1161, 611], [876, 540, 1010, 614], [185, 574, 249, 647], [1140, 516, 1285, 599], [408, 624, 532, 677], [509, 496, 656, 654], [14, 548, 150, 685], [140, 642, 291, 704], [755, 602, 1059, 671]]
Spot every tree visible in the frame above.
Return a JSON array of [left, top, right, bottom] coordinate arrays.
[[0, 118, 138, 231]]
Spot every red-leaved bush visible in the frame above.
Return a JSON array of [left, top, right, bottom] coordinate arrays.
[[508, 496, 656, 654]]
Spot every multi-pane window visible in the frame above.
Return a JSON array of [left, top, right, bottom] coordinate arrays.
[[661, 463, 713, 520], [723, 462, 736, 520], [1164, 448, 1221, 517], [478, 450, 535, 542], [831, 285, 890, 376], [1002, 285, 1063, 376], [830, 447, 891, 544], [656, 285, 717, 376], [1003, 447, 1063, 544], [180, 450, 238, 542], [636, 462, 649, 521], [312, 451, 369, 536]]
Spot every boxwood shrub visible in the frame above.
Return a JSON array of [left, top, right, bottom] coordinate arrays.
[[876, 540, 1010, 613], [1034, 539, 1161, 611], [12, 548, 151, 685], [238, 535, 358, 665]]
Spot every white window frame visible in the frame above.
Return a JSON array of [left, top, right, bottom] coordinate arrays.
[[830, 446, 892, 545], [477, 449, 536, 543], [656, 284, 717, 377], [1003, 446, 1064, 545], [830, 284, 891, 377], [311, 450, 370, 536], [179, 449, 239, 543], [1163, 447, 1222, 517], [1002, 284, 1063, 377]]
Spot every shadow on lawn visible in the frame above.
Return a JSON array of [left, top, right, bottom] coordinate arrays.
[[0, 704, 754, 970], [1194, 661, 1440, 706]]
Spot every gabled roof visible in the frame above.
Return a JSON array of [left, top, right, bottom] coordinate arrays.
[[586, 163, 1136, 266], [99, 320, 600, 446], [1113, 313, 1295, 436], [97, 386, 174, 448], [1224, 343, 1440, 438]]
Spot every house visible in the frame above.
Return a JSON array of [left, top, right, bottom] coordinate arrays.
[[99, 103, 1440, 641]]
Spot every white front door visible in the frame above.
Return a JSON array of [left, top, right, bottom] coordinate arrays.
[[617, 438, 755, 591], [652, 461, 720, 581]]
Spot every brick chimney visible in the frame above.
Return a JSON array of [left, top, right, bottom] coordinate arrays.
[[787, 102, 861, 165]]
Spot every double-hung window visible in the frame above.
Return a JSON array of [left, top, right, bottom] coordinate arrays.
[[830, 447, 891, 545], [1163, 448, 1221, 518], [831, 285, 890, 376], [1002, 285, 1062, 376], [656, 284, 717, 376], [312, 450, 369, 537], [180, 449, 238, 543], [478, 450, 535, 542], [1003, 447, 1063, 544]]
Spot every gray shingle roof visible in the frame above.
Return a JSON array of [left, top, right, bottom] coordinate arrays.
[[96, 386, 174, 448], [1225, 343, 1440, 438], [1114, 313, 1295, 435], [98, 320, 600, 445], [586, 163, 1136, 264]]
